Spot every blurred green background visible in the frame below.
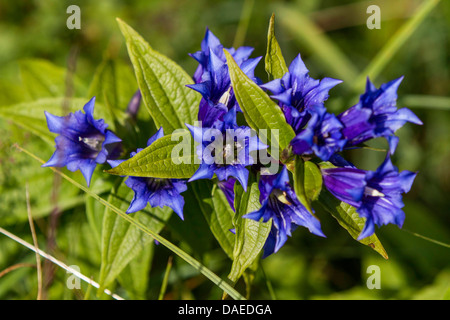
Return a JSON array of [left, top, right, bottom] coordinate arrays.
[[0, 0, 449, 300]]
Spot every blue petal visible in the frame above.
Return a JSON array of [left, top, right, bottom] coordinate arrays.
[[188, 163, 215, 182], [44, 111, 66, 134], [288, 54, 309, 80], [78, 159, 97, 187]]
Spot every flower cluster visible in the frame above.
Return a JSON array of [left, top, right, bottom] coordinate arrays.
[[43, 26, 421, 258], [258, 54, 422, 252]]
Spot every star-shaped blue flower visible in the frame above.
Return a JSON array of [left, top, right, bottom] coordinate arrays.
[[186, 107, 267, 191], [261, 54, 342, 133], [188, 28, 261, 127], [43, 97, 122, 186], [108, 128, 188, 219], [322, 156, 417, 240], [244, 166, 325, 257], [338, 77, 422, 153]]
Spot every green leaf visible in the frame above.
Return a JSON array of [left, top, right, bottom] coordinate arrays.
[[116, 18, 200, 134], [228, 179, 271, 283], [105, 129, 198, 179], [293, 156, 313, 213], [318, 189, 388, 259], [304, 160, 323, 201], [0, 79, 29, 106], [19, 58, 86, 99], [265, 13, 288, 81], [224, 50, 295, 158], [118, 241, 154, 300], [99, 178, 172, 290], [210, 185, 236, 259]]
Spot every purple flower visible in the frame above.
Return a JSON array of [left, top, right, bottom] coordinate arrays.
[[322, 156, 417, 240], [290, 104, 347, 161], [43, 97, 122, 186], [244, 166, 325, 257], [261, 54, 342, 133], [188, 28, 261, 127], [322, 166, 367, 208], [186, 107, 267, 191], [338, 77, 422, 152], [217, 177, 237, 211], [357, 157, 417, 240], [108, 128, 188, 219]]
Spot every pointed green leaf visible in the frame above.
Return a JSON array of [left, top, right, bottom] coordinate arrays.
[[224, 50, 295, 158], [228, 179, 271, 283], [265, 14, 288, 81], [116, 19, 200, 134], [293, 156, 313, 213], [99, 179, 172, 289], [318, 189, 388, 259], [304, 160, 323, 201], [210, 185, 236, 258], [106, 129, 198, 179]]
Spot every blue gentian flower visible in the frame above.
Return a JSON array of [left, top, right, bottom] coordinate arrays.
[[43, 97, 122, 186], [290, 104, 347, 161], [186, 107, 267, 191], [188, 28, 261, 126], [261, 54, 342, 133], [244, 166, 325, 257], [322, 156, 417, 240], [322, 166, 367, 208], [338, 77, 423, 152], [357, 156, 417, 240], [108, 128, 188, 219]]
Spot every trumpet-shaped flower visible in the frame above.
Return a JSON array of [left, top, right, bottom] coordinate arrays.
[[338, 77, 423, 152], [43, 97, 122, 186], [186, 107, 267, 191], [261, 54, 342, 133], [322, 156, 417, 240], [188, 28, 261, 127], [244, 166, 325, 257]]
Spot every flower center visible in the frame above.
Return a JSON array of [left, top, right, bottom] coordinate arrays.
[[272, 189, 292, 205], [218, 87, 232, 106], [147, 178, 171, 191], [364, 186, 385, 197], [79, 135, 105, 153]]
